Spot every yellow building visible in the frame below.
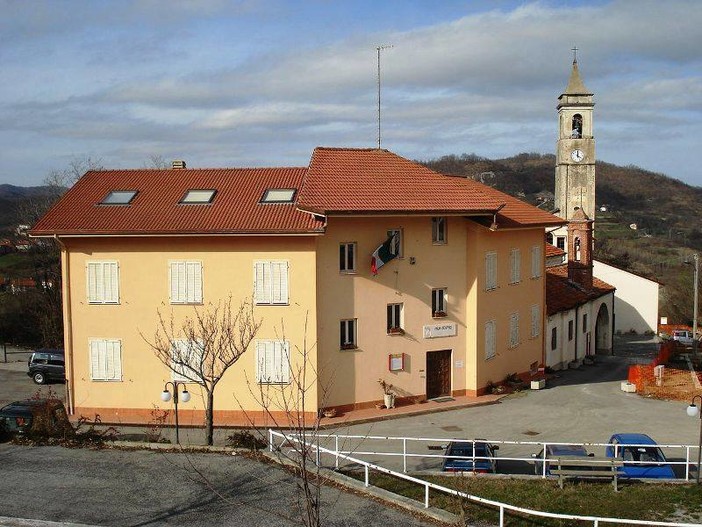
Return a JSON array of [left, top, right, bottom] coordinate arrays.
[[31, 147, 563, 426]]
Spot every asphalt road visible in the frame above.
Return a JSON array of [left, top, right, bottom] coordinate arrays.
[[0, 444, 433, 527]]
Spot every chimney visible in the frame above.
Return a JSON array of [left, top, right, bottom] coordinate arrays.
[[172, 160, 186, 169], [567, 207, 594, 289]]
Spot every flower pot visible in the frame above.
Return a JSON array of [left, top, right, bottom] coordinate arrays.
[[383, 393, 395, 409], [323, 409, 337, 418]]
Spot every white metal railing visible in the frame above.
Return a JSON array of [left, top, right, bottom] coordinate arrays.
[[268, 430, 702, 527], [303, 433, 699, 481]]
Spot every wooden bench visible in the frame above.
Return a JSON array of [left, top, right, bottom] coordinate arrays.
[[550, 456, 624, 491]]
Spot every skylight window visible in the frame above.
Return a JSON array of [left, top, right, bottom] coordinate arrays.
[[260, 188, 296, 203], [100, 190, 138, 205], [180, 189, 217, 204]]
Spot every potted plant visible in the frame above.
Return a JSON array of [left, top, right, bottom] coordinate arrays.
[[388, 327, 405, 335], [322, 408, 337, 418], [378, 379, 396, 409]]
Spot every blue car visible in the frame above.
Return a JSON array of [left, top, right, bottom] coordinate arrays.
[[442, 441, 499, 473], [605, 433, 675, 479]]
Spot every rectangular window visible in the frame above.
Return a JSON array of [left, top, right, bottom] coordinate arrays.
[[254, 261, 289, 305], [551, 327, 558, 350], [431, 288, 447, 317], [86, 261, 119, 304], [340, 319, 357, 349], [256, 340, 290, 384], [339, 243, 356, 273], [432, 217, 447, 244], [556, 236, 566, 250], [583, 313, 588, 333], [169, 261, 203, 304], [509, 312, 519, 348], [510, 248, 521, 284], [387, 303, 403, 333], [387, 229, 403, 258], [485, 252, 497, 291], [485, 320, 496, 360], [89, 339, 122, 381], [530, 304, 540, 338], [568, 320, 574, 341], [171, 339, 203, 382], [531, 245, 542, 278]]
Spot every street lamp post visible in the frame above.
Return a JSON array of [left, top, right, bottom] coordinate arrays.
[[161, 381, 190, 445], [686, 395, 702, 484], [693, 253, 699, 360]]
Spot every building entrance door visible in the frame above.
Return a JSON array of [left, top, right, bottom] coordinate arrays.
[[426, 350, 451, 399]]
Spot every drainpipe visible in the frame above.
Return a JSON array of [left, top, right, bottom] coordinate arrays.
[[55, 235, 74, 415], [610, 293, 615, 355], [574, 305, 579, 363]]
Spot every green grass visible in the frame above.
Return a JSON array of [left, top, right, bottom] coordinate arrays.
[[342, 471, 702, 526]]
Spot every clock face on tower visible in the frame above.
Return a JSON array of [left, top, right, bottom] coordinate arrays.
[[570, 149, 584, 163]]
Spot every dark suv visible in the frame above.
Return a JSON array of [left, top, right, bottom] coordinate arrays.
[[27, 349, 65, 384], [0, 399, 71, 436]]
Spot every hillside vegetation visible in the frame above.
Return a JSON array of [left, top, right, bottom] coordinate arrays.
[[420, 153, 702, 326]]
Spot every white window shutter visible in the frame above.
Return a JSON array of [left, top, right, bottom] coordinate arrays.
[[272, 262, 289, 304], [107, 263, 119, 303], [531, 305, 540, 337], [87, 263, 99, 303], [510, 249, 520, 283], [485, 252, 497, 290], [111, 341, 122, 380], [275, 341, 290, 384], [532, 245, 542, 278], [254, 262, 272, 305], [90, 340, 101, 379], [192, 262, 203, 303], [485, 321, 496, 360], [255, 341, 265, 383]]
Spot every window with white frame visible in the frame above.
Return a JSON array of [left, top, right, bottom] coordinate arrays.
[[171, 339, 203, 382], [432, 217, 447, 244], [254, 261, 289, 305], [509, 312, 520, 348], [530, 304, 540, 338], [509, 248, 521, 284], [432, 288, 447, 317], [485, 320, 496, 360], [89, 339, 122, 381], [256, 340, 290, 384], [531, 245, 542, 278], [387, 229, 403, 258], [169, 261, 203, 304], [556, 236, 566, 250], [340, 319, 357, 349], [86, 261, 119, 304], [485, 252, 497, 291], [387, 303, 403, 333], [339, 243, 356, 273]]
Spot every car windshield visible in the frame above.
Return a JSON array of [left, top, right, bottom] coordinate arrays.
[[621, 446, 665, 464], [548, 445, 587, 456], [449, 443, 490, 457]]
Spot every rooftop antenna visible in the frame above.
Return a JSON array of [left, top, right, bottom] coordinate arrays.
[[376, 44, 393, 149]]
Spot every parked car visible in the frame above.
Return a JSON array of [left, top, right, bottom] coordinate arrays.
[[532, 444, 592, 475], [605, 433, 675, 479], [0, 399, 70, 436], [672, 330, 694, 347], [27, 349, 65, 384], [442, 440, 499, 473]]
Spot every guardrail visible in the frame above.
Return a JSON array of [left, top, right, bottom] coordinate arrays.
[[300, 432, 700, 481], [268, 430, 702, 527]]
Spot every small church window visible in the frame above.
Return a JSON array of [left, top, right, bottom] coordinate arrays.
[[571, 114, 583, 138], [556, 236, 565, 250], [574, 237, 581, 261], [546, 232, 554, 245]]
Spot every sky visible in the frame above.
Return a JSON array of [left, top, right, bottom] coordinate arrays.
[[1, 0, 701, 187]]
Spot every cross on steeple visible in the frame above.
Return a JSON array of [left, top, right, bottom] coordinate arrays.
[[572, 46, 578, 64]]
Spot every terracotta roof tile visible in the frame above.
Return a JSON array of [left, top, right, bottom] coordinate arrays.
[[546, 264, 615, 316], [298, 147, 564, 228], [545, 244, 565, 258], [31, 168, 323, 236]]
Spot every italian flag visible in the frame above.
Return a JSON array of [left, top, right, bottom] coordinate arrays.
[[371, 233, 398, 275]]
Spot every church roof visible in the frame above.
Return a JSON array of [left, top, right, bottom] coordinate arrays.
[[563, 60, 592, 96], [546, 264, 615, 316]]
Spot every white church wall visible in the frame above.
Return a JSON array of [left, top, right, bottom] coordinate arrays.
[[593, 261, 658, 334], [545, 310, 576, 370]]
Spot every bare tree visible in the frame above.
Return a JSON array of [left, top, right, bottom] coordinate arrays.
[[143, 154, 169, 169], [142, 296, 261, 446], [244, 315, 334, 527]]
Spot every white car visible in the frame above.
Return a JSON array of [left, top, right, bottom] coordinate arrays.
[[672, 330, 694, 346]]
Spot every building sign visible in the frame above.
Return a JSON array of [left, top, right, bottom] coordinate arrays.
[[423, 323, 457, 339]]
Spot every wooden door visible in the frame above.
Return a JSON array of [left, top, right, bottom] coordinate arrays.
[[426, 350, 452, 399]]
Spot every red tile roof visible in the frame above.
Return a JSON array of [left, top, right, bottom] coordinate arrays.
[[30, 168, 323, 236], [546, 264, 615, 316], [31, 147, 565, 236], [299, 148, 564, 228], [545, 244, 566, 258]]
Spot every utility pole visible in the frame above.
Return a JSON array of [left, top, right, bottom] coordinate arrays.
[[693, 253, 699, 360], [376, 44, 393, 149]]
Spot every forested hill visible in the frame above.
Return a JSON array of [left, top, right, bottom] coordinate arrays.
[[420, 153, 702, 249]]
